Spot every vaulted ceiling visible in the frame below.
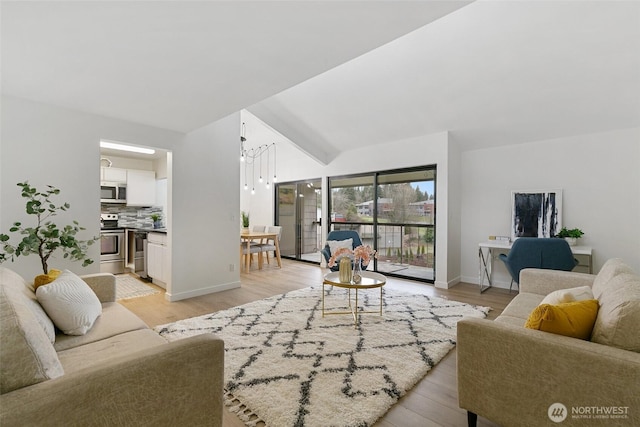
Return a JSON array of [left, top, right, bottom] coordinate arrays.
[[2, 1, 639, 163]]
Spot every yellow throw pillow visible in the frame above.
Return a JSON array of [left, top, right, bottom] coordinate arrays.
[[33, 269, 62, 290], [525, 299, 599, 340]]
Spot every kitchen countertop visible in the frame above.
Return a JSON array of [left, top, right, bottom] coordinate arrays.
[[125, 227, 168, 234]]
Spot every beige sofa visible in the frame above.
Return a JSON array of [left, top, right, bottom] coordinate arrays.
[[0, 267, 224, 426], [457, 259, 640, 426]]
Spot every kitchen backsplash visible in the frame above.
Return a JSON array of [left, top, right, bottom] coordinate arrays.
[[101, 205, 164, 229]]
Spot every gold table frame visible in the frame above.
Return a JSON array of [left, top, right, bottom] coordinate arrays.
[[322, 271, 386, 328]]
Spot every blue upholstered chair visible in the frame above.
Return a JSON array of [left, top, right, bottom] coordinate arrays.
[[499, 237, 578, 291], [321, 230, 364, 272]]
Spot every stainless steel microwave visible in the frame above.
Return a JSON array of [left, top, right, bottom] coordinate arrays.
[[101, 182, 127, 203]]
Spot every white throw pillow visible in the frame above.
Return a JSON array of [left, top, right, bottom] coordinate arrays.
[[540, 285, 595, 306], [36, 270, 102, 335], [327, 238, 353, 255]]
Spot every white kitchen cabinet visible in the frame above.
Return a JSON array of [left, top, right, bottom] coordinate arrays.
[[126, 169, 156, 206], [147, 232, 168, 288], [100, 167, 127, 183]]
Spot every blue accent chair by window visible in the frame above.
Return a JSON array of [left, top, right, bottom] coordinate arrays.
[[499, 237, 578, 291], [321, 230, 364, 272]]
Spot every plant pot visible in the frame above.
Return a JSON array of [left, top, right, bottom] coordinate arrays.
[[242, 227, 250, 234], [564, 237, 578, 246]]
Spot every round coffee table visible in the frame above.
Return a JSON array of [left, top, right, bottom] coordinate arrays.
[[322, 271, 387, 327]]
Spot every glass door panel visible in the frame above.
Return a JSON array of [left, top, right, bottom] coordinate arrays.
[[375, 168, 436, 281], [276, 179, 322, 263], [276, 184, 296, 257], [327, 166, 436, 283]]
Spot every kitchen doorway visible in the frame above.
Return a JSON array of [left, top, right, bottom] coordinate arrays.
[[275, 179, 322, 264]]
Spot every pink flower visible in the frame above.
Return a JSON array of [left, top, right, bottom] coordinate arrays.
[[328, 245, 377, 268], [353, 245, 377, 265], [327, 247, 354, 268]]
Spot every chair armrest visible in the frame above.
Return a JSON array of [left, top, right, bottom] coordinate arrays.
[[457, 318, 640, 426], [321, 246, 331, 263], [519, 268, 595, 295], [80, 273, 116, 303], [0, 334, 225, 427]]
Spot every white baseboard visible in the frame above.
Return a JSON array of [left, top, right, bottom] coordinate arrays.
[[460, 275, 512, 290], [435, 276, 460, 289]]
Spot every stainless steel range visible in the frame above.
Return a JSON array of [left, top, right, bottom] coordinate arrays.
[[100, 213, 125, 274]]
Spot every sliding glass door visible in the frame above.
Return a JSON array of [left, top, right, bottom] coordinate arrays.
[[328, 166, 436, 283], [275, 179, 322, 263]]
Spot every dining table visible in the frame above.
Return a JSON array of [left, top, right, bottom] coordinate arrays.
[[240, 230, 282, 272]]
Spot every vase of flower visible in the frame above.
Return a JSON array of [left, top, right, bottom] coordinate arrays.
[[352, 261, 362, 284], [339, 257, 352, 283]]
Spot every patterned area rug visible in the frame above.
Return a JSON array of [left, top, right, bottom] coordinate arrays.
[[155, 286, 490, 427], [115, 275, 159, 300]]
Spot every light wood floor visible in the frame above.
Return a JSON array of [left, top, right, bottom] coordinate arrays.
[[120, 259, 515, 427]]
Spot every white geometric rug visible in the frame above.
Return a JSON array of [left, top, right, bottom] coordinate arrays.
[[115, 274, 159, 300], [155, 286, 490, 427]]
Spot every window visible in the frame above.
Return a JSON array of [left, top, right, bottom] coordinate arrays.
[[328, 166, 436, 283]]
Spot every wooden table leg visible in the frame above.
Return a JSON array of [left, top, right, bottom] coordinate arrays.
[[245, 240, 251, 272], [274, 238, 282, 268]]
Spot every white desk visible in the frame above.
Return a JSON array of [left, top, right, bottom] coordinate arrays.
[[478, 241, 593, 293]]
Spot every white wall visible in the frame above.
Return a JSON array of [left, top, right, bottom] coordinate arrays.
[[239, 110, 280, 228], [446, 137, 462, 285], [154, 154, 168, 179], [460, 127, 640, 288], [1, 96, 244, 302], [170, 112, 242, 301], [1, 96, 181, 278]]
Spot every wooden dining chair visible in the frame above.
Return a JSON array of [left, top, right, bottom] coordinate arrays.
[[259, 226, 282, 265], [244, 225, 267, 267], [241, 243, 265, 270]]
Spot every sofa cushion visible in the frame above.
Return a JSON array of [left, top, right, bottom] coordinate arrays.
[[0, 286, 64, 394], [57, 329, 168, 375], [494, 315, 526, 328], [592, 258, 634, 299], [0, 267, 55, 343], [591, 272, 640, 352], [36, 270, 102, 335], [524, 299, 599, 340], [540, 285, 594, 305], [499, 293, 544, 320], [54, 302, 149, 351]]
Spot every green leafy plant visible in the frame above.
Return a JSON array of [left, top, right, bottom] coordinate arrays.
[[0, 182, 99, 275], [150, 213, 161, 222], [241, 211, 250, 228], [556, 227, 585, 239]]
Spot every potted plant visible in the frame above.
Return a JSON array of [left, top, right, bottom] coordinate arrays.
[[150, 213, 162, 229], [241, 211, 250, 233], [556, 227, 584, 246], [0, 182, 99, 285]]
